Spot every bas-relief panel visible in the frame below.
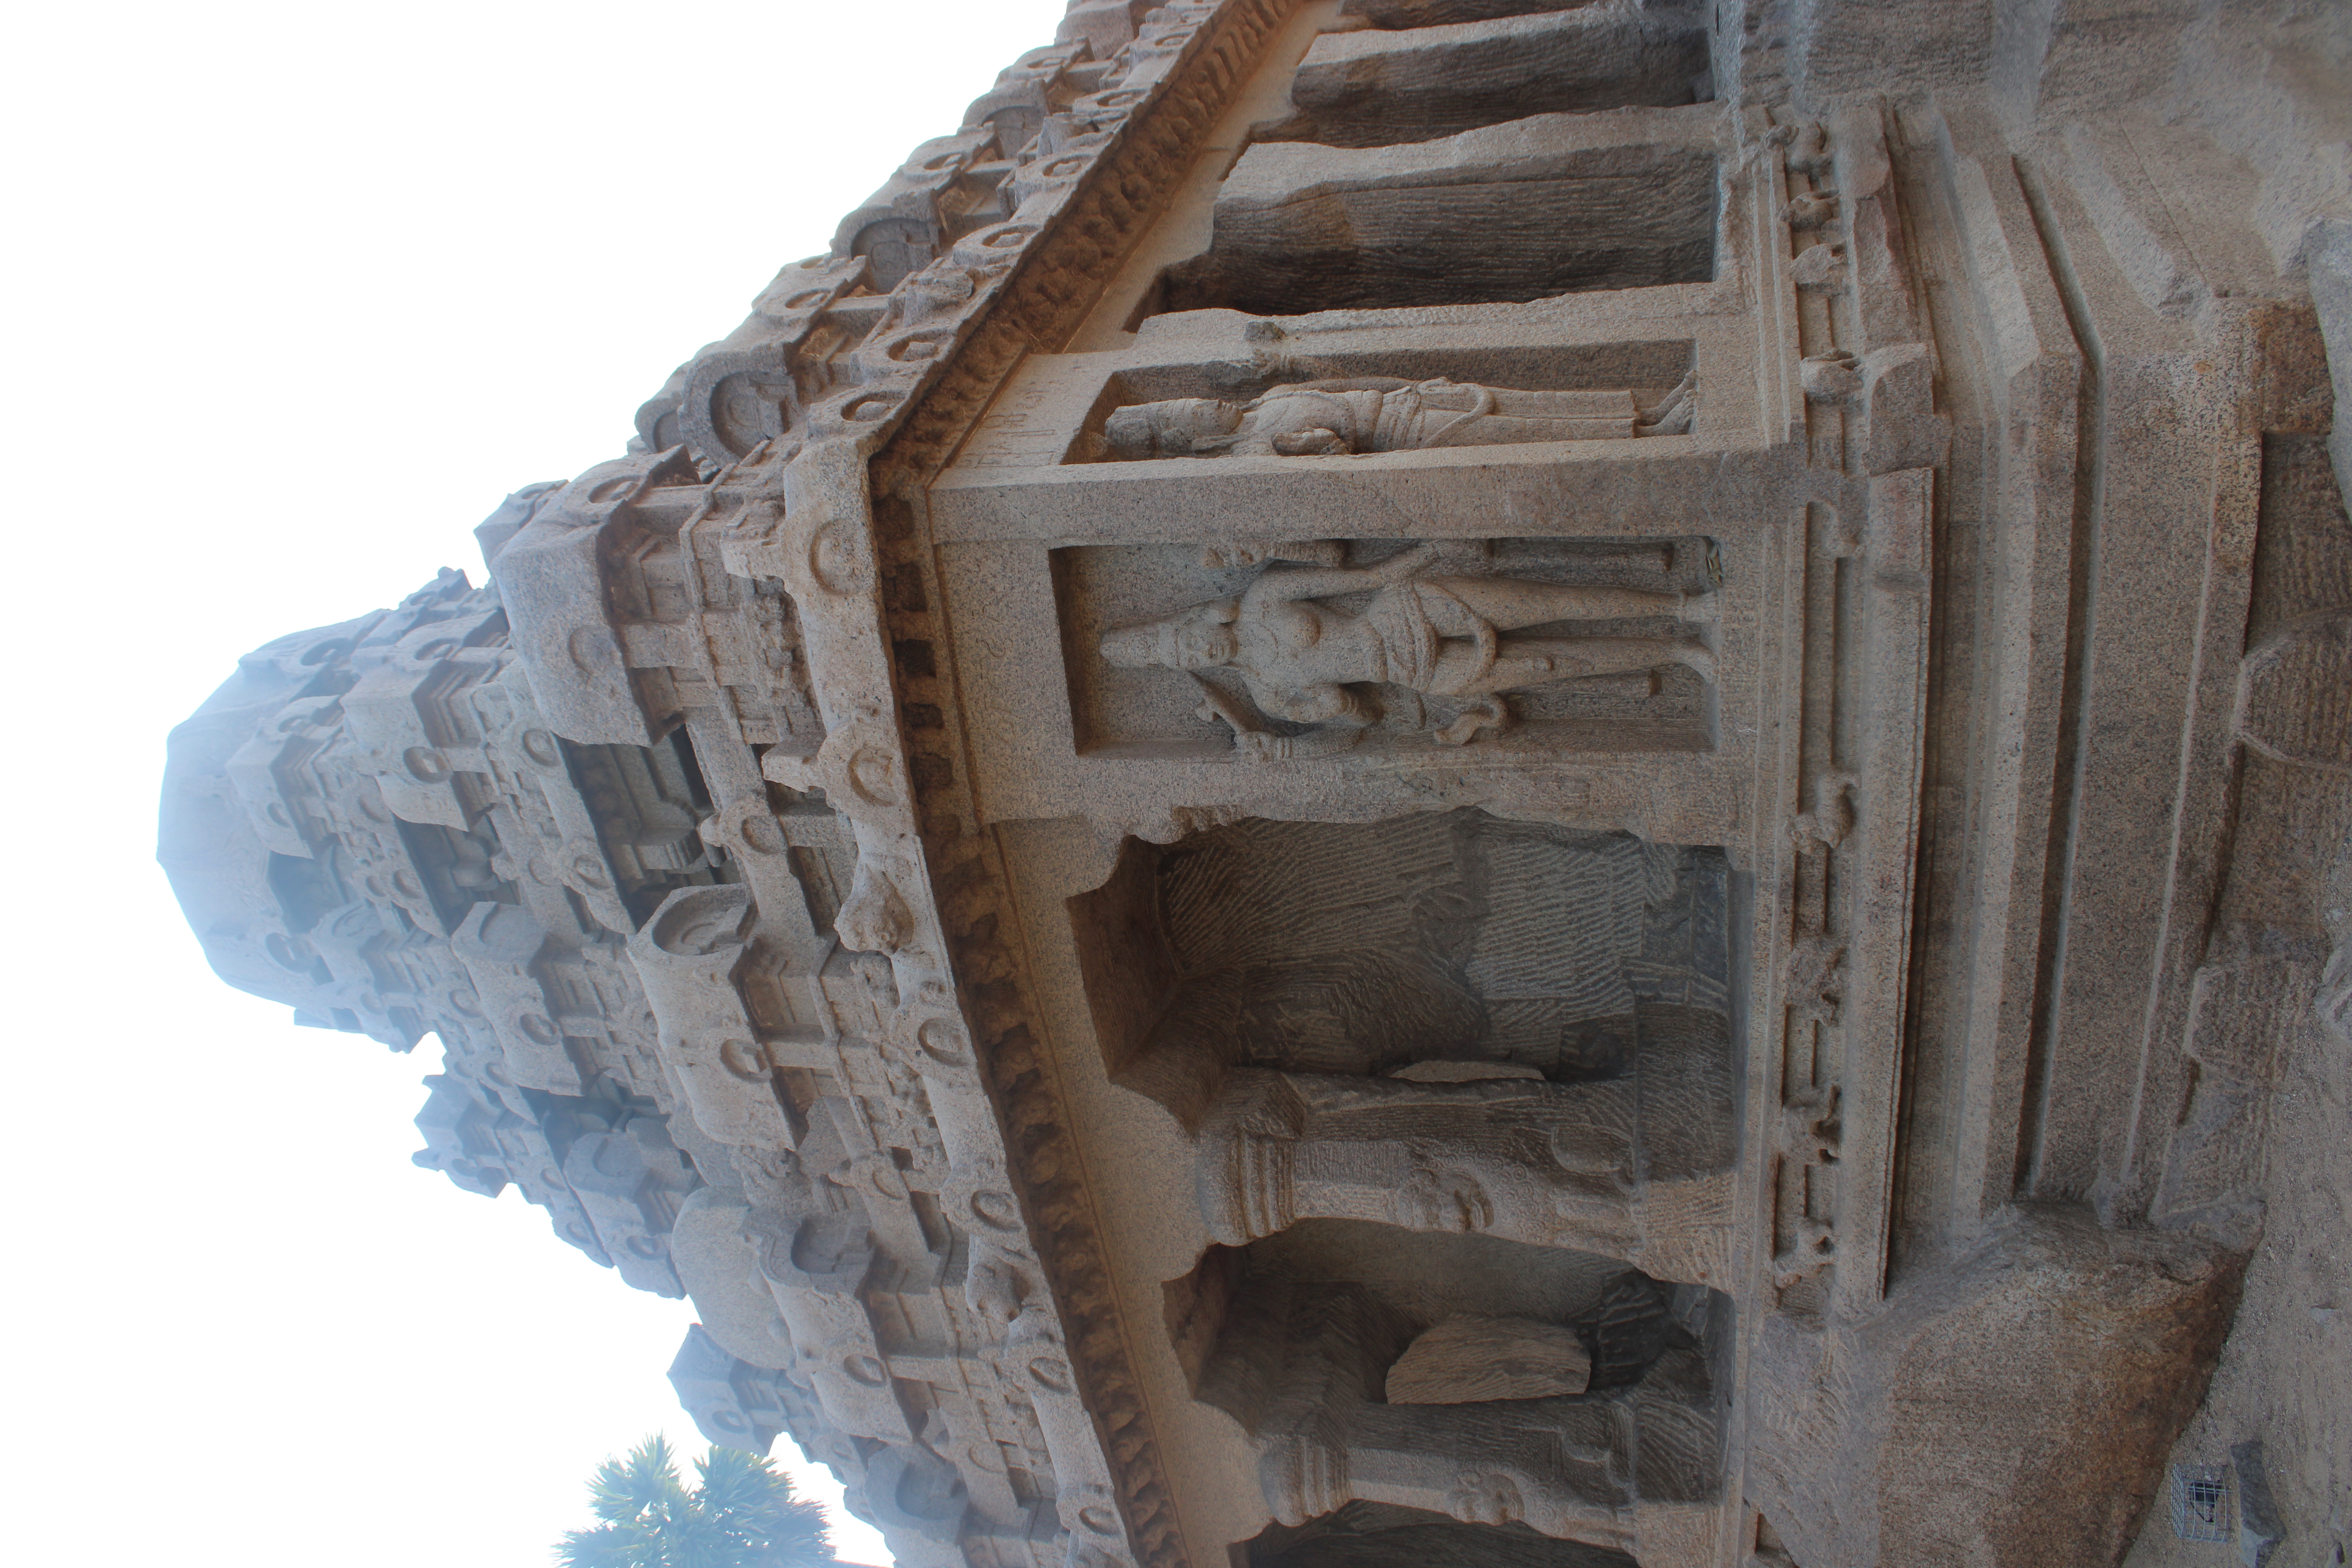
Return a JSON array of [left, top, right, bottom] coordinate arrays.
[[930, 508, 1787, 856], [927, 353, 1786, 816], [1076, 814, 1730, 1098], [1060, 534, 1723, 758], [942, 327, 1755, 481], [1082, 365, 1694, 462]]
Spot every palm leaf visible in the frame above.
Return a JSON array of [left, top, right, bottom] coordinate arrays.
[[558, 1433, 839, 1568]]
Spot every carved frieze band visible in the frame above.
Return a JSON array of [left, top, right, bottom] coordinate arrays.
[[689, 6, 1301, 1568], [1755, 100, 1938, 1324]]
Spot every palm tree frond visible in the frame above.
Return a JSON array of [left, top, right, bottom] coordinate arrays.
[[558, 1432, 840, 1568]]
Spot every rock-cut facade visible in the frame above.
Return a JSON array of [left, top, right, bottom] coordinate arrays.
[[158, 2, 2352, 1565]]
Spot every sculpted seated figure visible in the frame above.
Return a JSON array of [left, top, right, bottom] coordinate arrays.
[[1098, 539, 1713, 750], [1102, 373, 1694, 459]]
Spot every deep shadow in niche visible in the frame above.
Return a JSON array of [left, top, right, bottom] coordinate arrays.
[[1073, 811, 1740, 1281], [1258, 4, 1713, 150], [1339, 0, 1602, 27], [1139, 143, 1719, 319], [1243, 1502, 1639, 1568], [1165, 1223, 1731, 1539], [560, 732, 721, 927], [1069, 809, 1736, 1133]]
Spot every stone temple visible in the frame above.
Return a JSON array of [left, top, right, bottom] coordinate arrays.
[[158, 2, 2352, 1564]]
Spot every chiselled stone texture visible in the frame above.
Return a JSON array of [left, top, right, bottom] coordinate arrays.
[[163, 1, 2352, 1566], [1746, 1209, 2243, 1567]]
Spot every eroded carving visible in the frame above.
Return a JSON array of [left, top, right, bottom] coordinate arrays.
[[1196, 1068, 1730, 1283], [155, 0, 2348, 1564], [1384, 1316, 1593, 1404], [1098, 540, 1716, 751], [1798, 350, 1859, 405], [1081, 811, 1730, 1090], [1177, 1230, 1725, 1557], [1241, 1502, 1638, 1568], [1101, 375, 1695, 459], [1074, 811, 1736, 1282]]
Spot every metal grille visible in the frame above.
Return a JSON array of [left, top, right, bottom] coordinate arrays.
[[2171, 1463, 2233, 1542]]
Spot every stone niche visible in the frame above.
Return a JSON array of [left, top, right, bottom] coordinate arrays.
[[1071, 811, 1740, 1286], [1074, 811, 1733, 1110], [1129, 92, 1722, 322], [1240, 1502, 1640, 1568], [1164, 1221, 1732, 1550], [1256, 2, 1714, 149], [1335, 0, 1626, 29], [1056, 537, 1722, 759], [1060, 339, 1697, 463], [1146, 135, 1720, 317]]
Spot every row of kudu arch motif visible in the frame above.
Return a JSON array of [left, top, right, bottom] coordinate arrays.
[[165, 7, 1315, 1568]]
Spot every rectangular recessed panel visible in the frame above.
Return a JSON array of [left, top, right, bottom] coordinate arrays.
[[1161, 148, 1719, 314], [1057, 535, 1720, 758], [1275, 9, 1712, 148]]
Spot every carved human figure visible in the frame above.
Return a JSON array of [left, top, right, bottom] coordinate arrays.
[[1099, 541, 1712, 750], [1103, 374, 1694, 459], [1195, 1069, 1730, 1285]]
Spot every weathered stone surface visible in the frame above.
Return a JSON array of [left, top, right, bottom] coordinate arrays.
[[1160, 107, 1722, 314], [1748, 1210, 2244, 1568], [1384, 1315, 1593, 1403], [2232, 1440, 2285, 1568], [158, 2, 2352, 1566], [1274, 3, 1712, 147]]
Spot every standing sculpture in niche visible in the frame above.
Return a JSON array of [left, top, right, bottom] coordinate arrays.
[[1098, 540, 1714, 750], [1102, 374, 1695, 458]]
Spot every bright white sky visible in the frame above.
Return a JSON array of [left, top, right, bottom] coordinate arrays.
[[1, 2, 1066, 1563]]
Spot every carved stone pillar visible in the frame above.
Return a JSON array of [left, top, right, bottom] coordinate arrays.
[[1196, 1068, 1731, 1286], [1211, 1281, 1721, 1568]]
